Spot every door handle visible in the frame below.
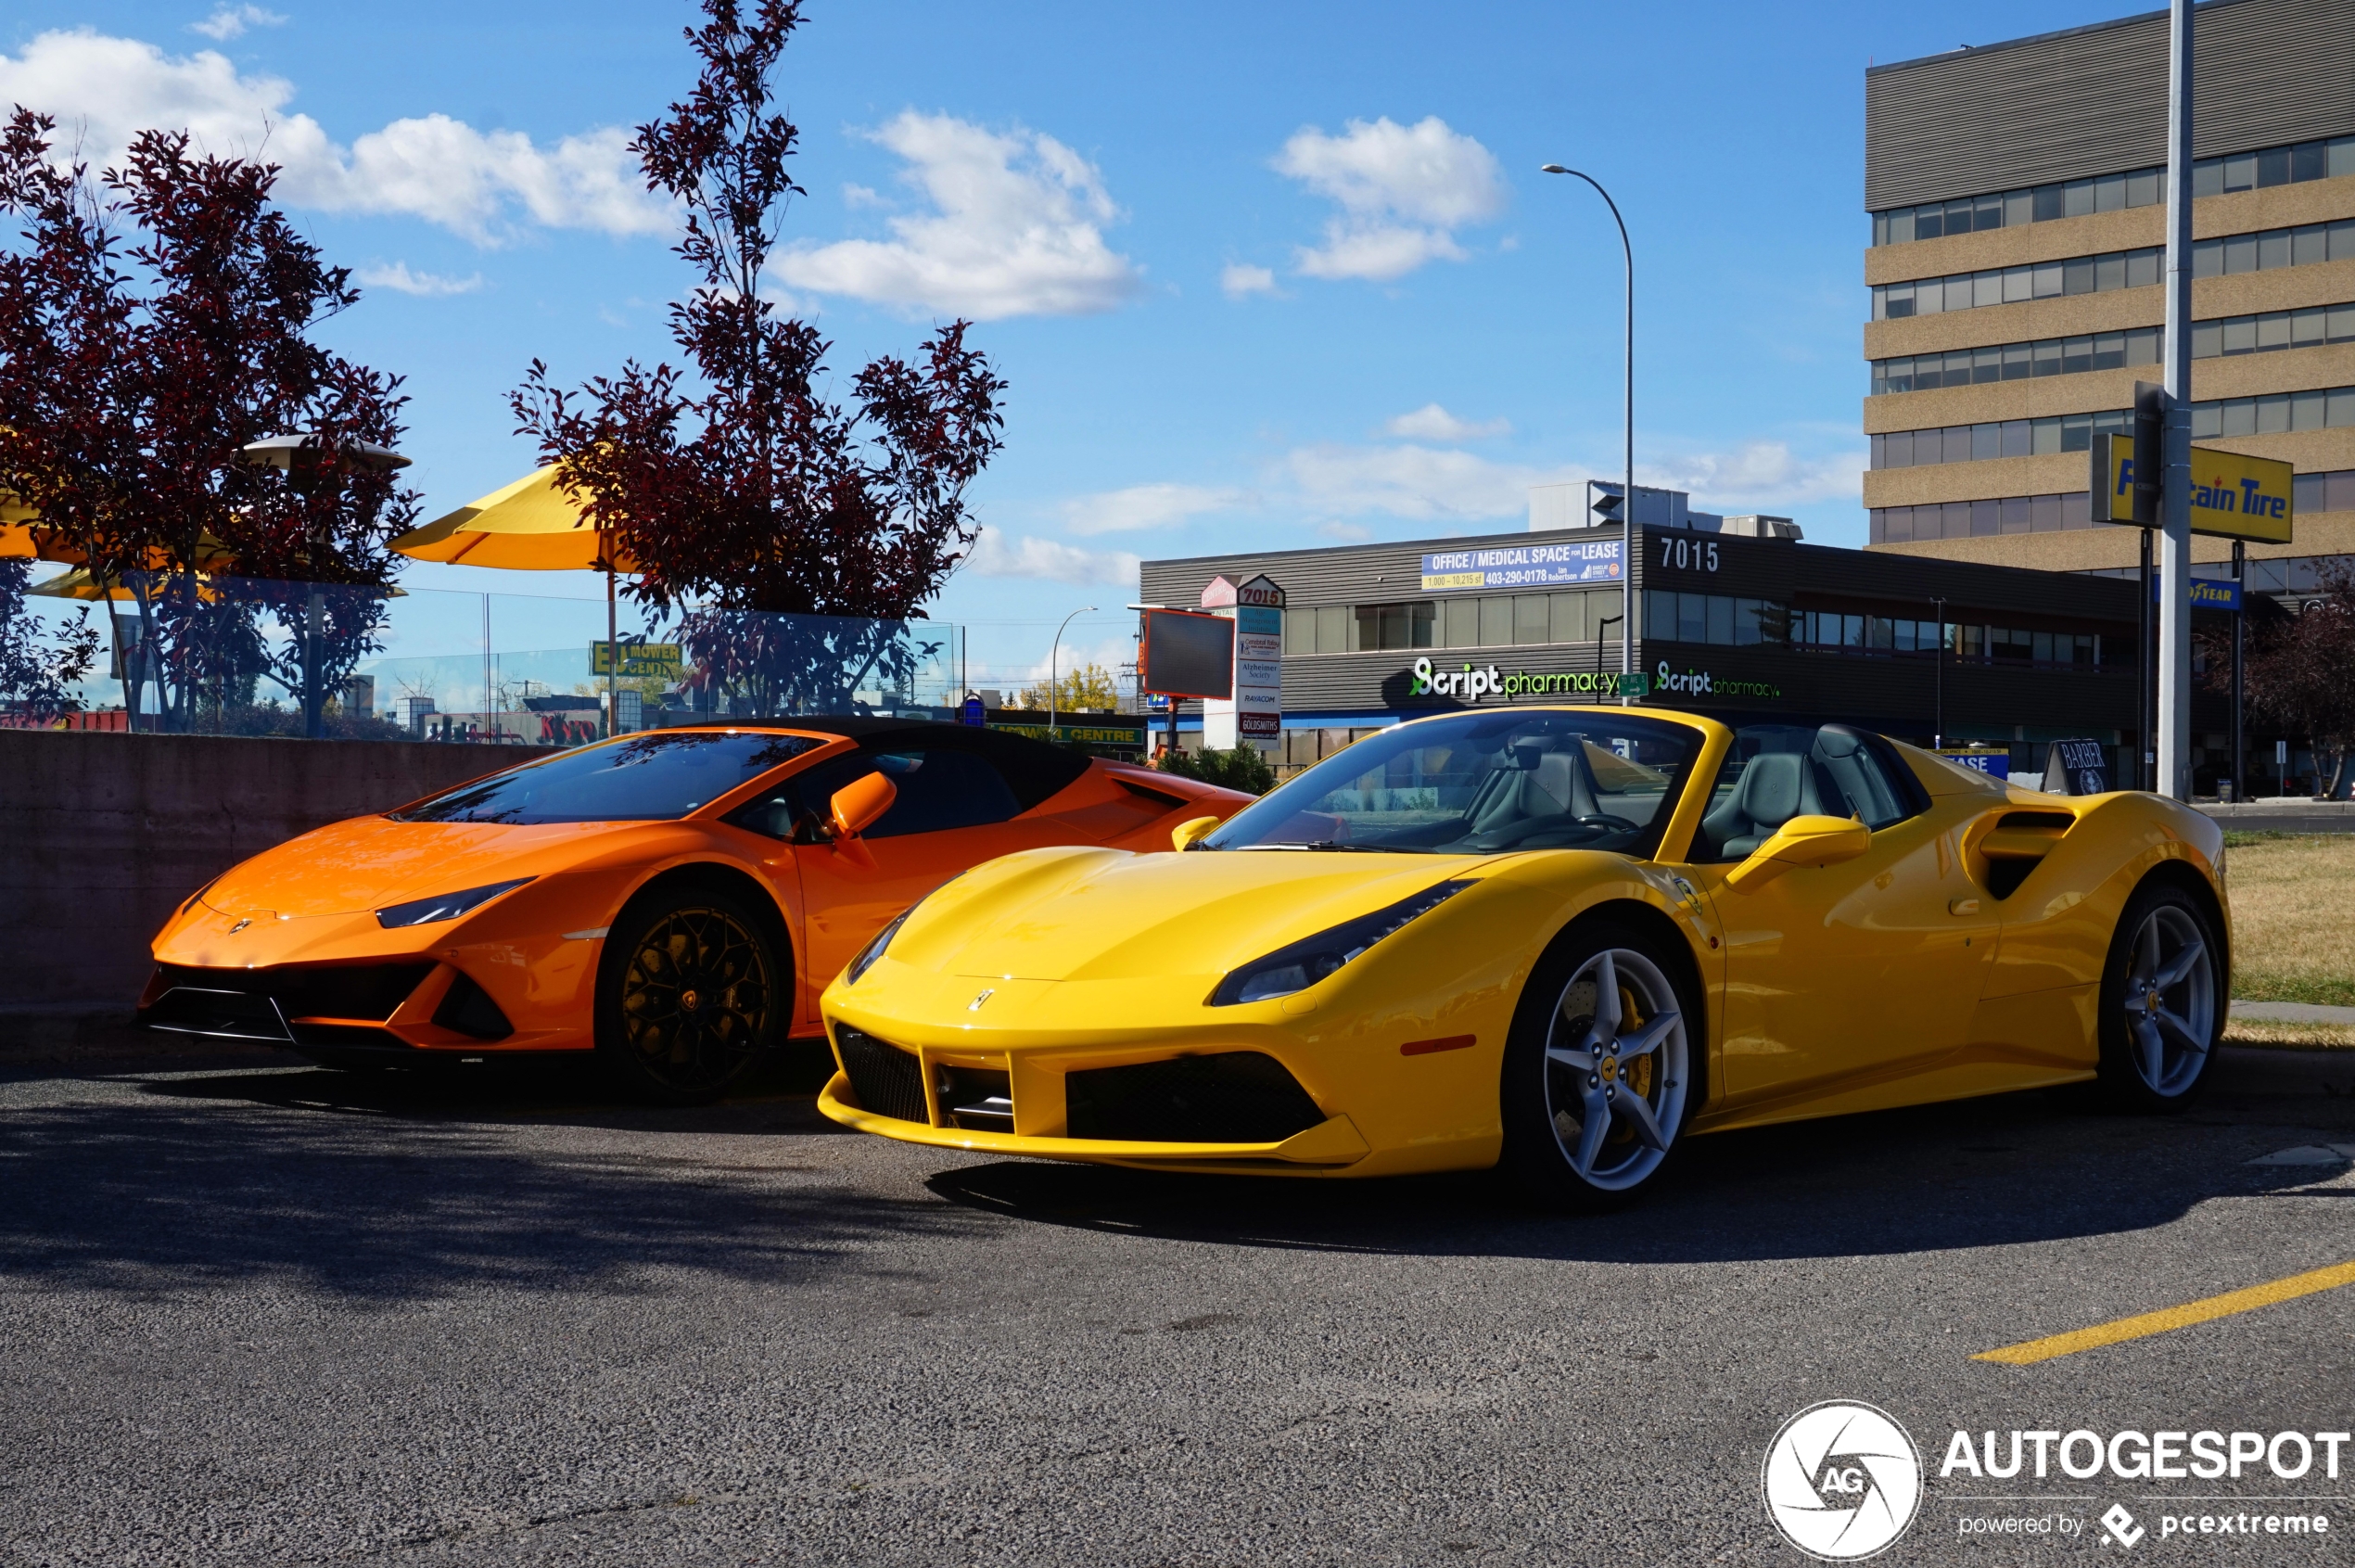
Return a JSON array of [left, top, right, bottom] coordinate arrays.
[[1949, 897, 1982, 915]]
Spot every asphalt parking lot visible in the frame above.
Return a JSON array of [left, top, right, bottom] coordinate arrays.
[[4, 1039, 2352, 1567]]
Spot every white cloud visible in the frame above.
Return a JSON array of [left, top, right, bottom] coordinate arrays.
[[1383, 403, 1510, 442], [1274, 116, 1505, 282], [1220, 262, 1276, 299], [1643, 441, 1867, 509], [1059, 482, 1247, 537], [358, 261, 483, 296], [963, 526, 1140, 588], [1285, 441, 1572, 522], [190, 6, 286, 41], [841, 182, 885, 209], [776, 111, 1141, 320], [0, 29, 671, 243], [1314, 521, 1371, 542]]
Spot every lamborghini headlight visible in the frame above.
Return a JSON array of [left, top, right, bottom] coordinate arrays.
[[1208, 880, 1473, 1006], [374, 878, 534, 929]]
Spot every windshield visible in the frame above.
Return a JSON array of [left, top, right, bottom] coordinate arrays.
[[390, 731, 821, 825], [1203, 710, 1705, 858]]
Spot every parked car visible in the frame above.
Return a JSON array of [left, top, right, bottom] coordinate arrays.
[[138, 719, 1251, 1102], [818, 707, 2228, 1207]]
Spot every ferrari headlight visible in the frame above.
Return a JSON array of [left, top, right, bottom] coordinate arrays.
[[374, 878, 533, 929], [1208, 880, 1473, 1006], [847, 908, 912, 986]]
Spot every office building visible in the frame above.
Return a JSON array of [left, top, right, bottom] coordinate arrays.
[[1862, 0, 2355, 598]]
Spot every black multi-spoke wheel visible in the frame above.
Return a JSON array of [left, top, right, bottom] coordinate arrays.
[[1501, 922, 1699, 1210], [2096, 880, 2223, 1112], [596, 886, 783, 1104]]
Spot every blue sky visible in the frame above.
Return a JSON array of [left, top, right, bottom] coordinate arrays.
[[5, 0, 2147, 688]]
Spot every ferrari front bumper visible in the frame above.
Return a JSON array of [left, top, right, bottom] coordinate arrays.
[[816, 1070, 1372, 1171]]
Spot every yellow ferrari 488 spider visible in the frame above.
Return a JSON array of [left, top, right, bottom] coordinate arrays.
[[818, 706, 2228, 1205]]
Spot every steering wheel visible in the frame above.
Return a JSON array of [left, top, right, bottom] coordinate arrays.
[[1573, 812, 1642, 835]]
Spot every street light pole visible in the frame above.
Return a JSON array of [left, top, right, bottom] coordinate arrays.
[[1930, 595, 1946, 749], [2158, 0, 2196, 797], [1541, 164, 1635, 706], [1049, 606, 1096, 740]]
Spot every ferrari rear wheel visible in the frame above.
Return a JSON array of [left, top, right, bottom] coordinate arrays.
[[596, 886, 783, 1105], [2096, 882, 2221, 1111], [1502, 923, 1696, 1210]]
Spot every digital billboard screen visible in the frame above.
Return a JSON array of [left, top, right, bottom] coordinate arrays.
[[1139, 608, 1234, 699]]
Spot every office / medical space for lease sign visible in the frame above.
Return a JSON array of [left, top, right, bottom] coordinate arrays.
[[1420, 538, 1623, 592]]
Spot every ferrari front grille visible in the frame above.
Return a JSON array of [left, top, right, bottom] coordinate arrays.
[[835, 1026, 930, 1123], [1064, 1052, 1325, 1144]]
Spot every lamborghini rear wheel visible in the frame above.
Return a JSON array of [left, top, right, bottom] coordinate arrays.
[[596, 885, 783, 1105], [1501, 922, 1697, 1211]]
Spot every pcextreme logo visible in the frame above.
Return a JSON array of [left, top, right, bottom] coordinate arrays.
[[1763, 1401, 1925, 1561]]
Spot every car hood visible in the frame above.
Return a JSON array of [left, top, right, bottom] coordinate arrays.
[[198, 815, 628, 919], [889, 846, 1518, 984]]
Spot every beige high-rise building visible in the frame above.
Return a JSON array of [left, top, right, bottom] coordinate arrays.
[[1863, 0, 2355, 597]]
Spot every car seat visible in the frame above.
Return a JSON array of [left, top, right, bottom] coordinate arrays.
[[1809, 725, 1903, 828], [1467, 741, 1601, 834], [1699, 750, 1826, 857]]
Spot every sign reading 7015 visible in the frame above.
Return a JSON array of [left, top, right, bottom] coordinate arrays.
[[1655, 534, 1719, 572]]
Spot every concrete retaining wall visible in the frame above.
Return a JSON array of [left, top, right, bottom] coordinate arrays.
[[0, 731, 559, 1010]]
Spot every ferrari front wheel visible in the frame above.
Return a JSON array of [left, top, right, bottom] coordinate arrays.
[[595, 885, 783, 1105], [1501, 924, 1696, 1211], [2095, 881, 2221, 1112]]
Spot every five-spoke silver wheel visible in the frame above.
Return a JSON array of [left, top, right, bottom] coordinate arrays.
[[2119, 902, 2215, 1099], [1540, 946, 1690, 1192]]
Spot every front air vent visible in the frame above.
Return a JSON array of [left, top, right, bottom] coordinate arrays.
[[431, 972, 514, 1040], [1064, 1052, 1325, 1144], [138, 962, 436, 1040], [834, 1026, 930, 1123]]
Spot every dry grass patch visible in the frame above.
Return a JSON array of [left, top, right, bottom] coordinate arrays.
[[2223, 1018, 2355, 1051], [2222, 833, 2355, 1008]]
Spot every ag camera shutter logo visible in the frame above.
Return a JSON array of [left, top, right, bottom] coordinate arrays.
[[1762, 1400, 1924, 1560]]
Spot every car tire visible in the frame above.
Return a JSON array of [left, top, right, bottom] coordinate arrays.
[[1500, 920, 1699, 1211], [2095, 879, 2223, 1113], [595, 881, 785, 1105]]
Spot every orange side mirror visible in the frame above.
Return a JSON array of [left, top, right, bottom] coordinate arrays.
[[830, 772, 897, 841]]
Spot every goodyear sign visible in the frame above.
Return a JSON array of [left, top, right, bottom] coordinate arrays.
[[590, 641, 682, 679], [2094, 436, 2293, 543]]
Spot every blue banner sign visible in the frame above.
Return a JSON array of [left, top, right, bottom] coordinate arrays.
[[2149, 577, 2243, 611], [1421, 539, 1623, 592], [1936, 749, 2011, 780]]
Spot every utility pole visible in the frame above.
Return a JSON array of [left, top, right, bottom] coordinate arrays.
[[2231, 538, 2246, 800], [2157, 0, 2196, 798]]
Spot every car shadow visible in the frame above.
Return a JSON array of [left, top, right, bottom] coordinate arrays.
[[925, 1046, 2355, 1264], [0, 1043, 936, 1303]]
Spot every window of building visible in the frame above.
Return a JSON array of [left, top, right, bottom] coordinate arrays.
[[2189, 302, 2355, 360], [1872, 326, 2163, 394], [1870, 135, 2355, 246], [2186, 386, 2355, 440], [1350, 602, 1436, 651], [1870, 410, 2134, 470]]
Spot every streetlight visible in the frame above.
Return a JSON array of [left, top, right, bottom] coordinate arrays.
[[1049, 606, 1097, 739], [236, 433, 411, 738], [1929, 595, 1948, 750], [1540, 163, 1635, 706]]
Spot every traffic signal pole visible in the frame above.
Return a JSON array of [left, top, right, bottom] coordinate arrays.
[[2157, 0, 2196, 799]]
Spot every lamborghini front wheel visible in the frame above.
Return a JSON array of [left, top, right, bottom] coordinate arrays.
[[596, 884, 783, 1105]]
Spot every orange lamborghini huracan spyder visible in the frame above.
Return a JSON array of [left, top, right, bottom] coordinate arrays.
[[138, 720, 1250, 1101]]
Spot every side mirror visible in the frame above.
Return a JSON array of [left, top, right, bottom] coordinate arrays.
[[1724, 814, 1872, 893], [830, 772, 897, 841], [1171, 815, 1220, 852]]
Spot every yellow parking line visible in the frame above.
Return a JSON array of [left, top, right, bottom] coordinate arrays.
[[1976, 1261, 2355, 1365]]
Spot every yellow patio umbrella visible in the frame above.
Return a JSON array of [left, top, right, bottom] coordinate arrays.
[[389, 465, 641, 733]]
